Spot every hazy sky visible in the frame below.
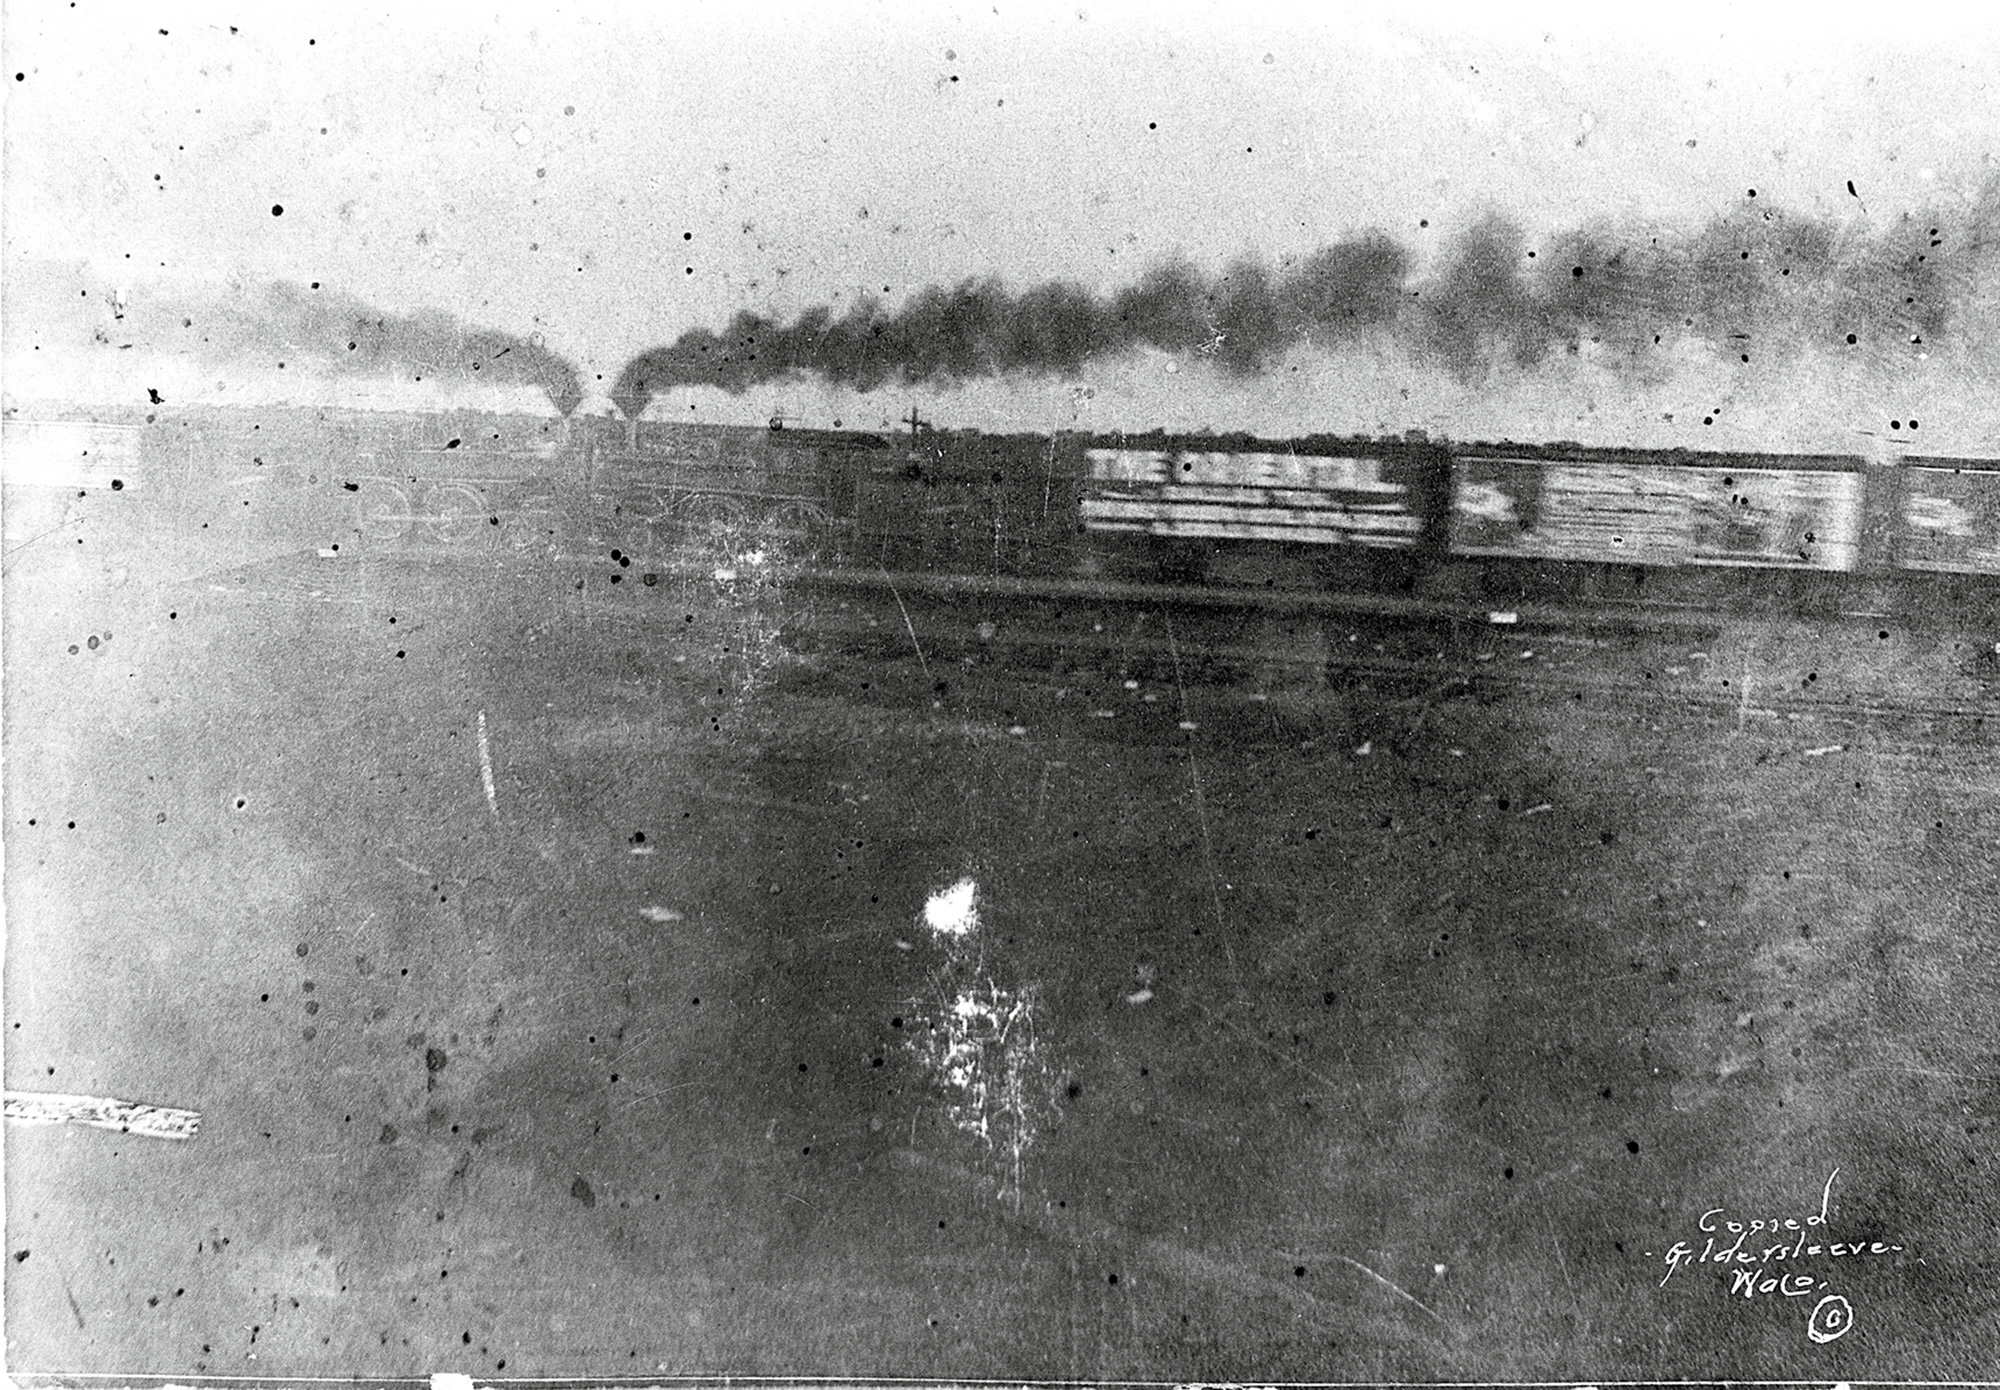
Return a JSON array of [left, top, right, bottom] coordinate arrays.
[[6, 2, 1998, 447]]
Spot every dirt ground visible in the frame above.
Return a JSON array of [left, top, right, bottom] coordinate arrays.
[[5, 531, 1998, 1381]]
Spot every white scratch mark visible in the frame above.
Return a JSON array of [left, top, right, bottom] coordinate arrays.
[[887, 581, 931, 683], [1332, 1254, 1446, 1324], [1545, 1208, 1583, 1327], [639, 906, 684, 924], [919, 976, 1039, 1209], [1737, 641, 1757, 731], [4, 1091, 201, 1140], [1164, 613, 1228, 941], [1803, 744, 1845, 757], [476, 710, 498, 819], [624, 1080, 701, 1109], [908, 879, 1046, 1212]]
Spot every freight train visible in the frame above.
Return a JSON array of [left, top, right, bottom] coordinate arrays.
[[5, 404, 1997, 620]]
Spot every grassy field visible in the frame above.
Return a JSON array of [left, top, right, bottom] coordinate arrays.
[[5, 538, 1997, 1380]]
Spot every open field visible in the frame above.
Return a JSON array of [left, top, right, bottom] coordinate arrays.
[[5, 531, 1998, 1380]]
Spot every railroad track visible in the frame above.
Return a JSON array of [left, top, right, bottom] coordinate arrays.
[[774, 574, 1997, 744], [788, 562, 1920, 635], [166, 548, 1998, 738]]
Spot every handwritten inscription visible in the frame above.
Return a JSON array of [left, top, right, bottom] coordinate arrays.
[[1807, 1294, 1856, 1345], [1649, 1169, 1900, 1345]]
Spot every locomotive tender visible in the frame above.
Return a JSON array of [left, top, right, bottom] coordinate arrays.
[[5, 404, 1996, 616]]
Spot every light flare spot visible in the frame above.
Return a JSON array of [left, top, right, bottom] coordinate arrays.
[[924, 877, 980, 938]]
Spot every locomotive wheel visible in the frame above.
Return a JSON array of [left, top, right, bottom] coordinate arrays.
[[618, 518, 665, 568], [503, 502, 560, 555], [679, 497, 753, 568], [598, 499, 665, 566], [686, 495, 751, 537], [427, 484, 496, 549], [355, 482, 414, 544], [768, 501, 830, 556]]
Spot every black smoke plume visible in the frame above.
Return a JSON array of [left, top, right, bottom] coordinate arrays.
[[610, 234, 1409, 416], [205, 280, 588, 415], [16, 270, 586, 415], [612, 188, 1995, 416], [1416, 205, 1969, 375]]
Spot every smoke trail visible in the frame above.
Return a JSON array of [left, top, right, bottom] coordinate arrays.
[[1419, 204, 1968, 375], [204, 280, 586, 414], [613, 190, 1994, 415], [610, 233, 1410, 415], [10, 270, 585, 414]]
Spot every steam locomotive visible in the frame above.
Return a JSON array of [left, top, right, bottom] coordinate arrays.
[[5, 405, 1997, 619]]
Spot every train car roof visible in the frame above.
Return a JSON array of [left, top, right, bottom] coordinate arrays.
[[1453, 439, 1868, 469], [760, 424, 894, 449], [1070, 428, 1441, 453], [1900, 454, 2000, 470]]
